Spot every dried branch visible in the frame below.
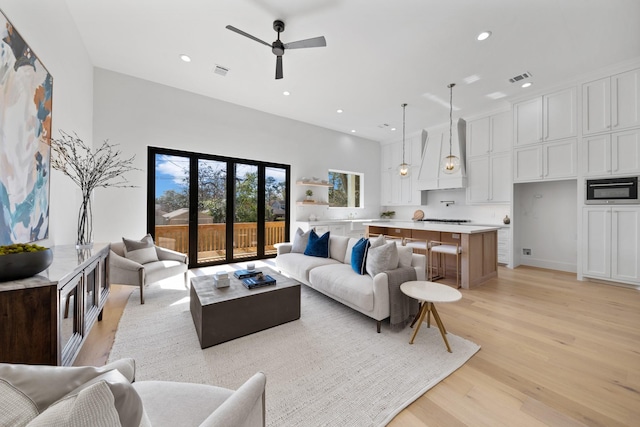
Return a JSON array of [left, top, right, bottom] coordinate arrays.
[[50, 130, 141, 195]]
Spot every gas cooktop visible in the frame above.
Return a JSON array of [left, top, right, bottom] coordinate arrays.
[[420, 218, 471, 224]]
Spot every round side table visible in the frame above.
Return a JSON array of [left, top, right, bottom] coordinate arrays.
[[400, 280, 462, 352]]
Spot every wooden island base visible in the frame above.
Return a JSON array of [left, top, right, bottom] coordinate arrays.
[[367, 223, 498, 289]]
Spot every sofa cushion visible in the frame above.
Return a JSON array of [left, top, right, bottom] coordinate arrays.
[[310, 264, 375, 311], [291, 228, 311, 253], [304, 230, 330, 258], [369, 234, 386, 249], [350, 238, 369, 275], [366, 241, 399, 278], [0, 380, 38, 426], [329, 235, 350, 262], [144, 260, 187, 284], [28, 381, 121, 427], [398, 246, 413, 268], [123, 234, 159, 265], [276, 253, 341, 285]]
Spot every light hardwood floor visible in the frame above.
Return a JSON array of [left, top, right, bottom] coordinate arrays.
[[75, 266, 640, 426]]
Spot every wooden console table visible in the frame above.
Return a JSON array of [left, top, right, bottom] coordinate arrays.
[[0, 244, 110, 366]]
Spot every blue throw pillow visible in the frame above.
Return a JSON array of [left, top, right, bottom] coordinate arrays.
[[304, 230, 330, 258], [351, 238, 370, 275]]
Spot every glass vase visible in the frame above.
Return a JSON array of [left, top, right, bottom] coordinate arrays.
[[76, 195, 93, 249]]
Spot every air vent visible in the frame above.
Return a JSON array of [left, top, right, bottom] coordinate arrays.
[[509, 71, 532, 83], [377, 123, 390, 129], [213, 65, 229, 76]]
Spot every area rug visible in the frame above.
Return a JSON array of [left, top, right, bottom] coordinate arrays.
[[109, 273, 480, 426]]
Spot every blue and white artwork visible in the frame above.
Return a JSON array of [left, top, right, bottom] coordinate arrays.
[[0, 9, 53, 245]]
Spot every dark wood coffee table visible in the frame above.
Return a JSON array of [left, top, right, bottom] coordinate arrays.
[[190, 268, 301, 348]]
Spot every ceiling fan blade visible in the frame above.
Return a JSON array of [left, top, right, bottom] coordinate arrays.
[[275, 55, 283, 79], [283, 36, 326, 50], [225, 25, 271, 47]]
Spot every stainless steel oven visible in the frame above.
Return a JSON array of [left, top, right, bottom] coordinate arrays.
[[585, 176, 639, 204]]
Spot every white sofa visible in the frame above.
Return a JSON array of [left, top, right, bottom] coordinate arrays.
[[275, 234, 426, 332]]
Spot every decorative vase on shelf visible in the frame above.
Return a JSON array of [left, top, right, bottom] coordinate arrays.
[[76, 194, 93, 249], [503, 215, 510, 224]]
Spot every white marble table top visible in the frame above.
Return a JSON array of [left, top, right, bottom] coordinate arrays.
[[400, 280, 462, 303]]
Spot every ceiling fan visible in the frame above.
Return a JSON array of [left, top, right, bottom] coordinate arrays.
[[226, 20, 326, 79]]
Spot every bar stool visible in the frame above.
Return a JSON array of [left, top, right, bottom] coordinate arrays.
[[403, 237, 430, 276], [429, 241, 462, 288]]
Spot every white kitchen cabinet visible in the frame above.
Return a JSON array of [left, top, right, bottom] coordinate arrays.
[[514, 139, 577, 182], [583, 68, 640, 135], [497, 227, 511, 265], [514, 87, 577, 145], [583, 207, 640, 285], [468, 117, 491, 158], [491, 111, 513, 154], [467, 111, 512, 158], [582, 128, 640, 176], [467, 111, 512, 203], [467, 152, 511, 203], [380, 139, 417, 206], [313, 224, 347, 237]]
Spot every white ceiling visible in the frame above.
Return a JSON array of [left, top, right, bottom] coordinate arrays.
[[64, 0, 640, 142]]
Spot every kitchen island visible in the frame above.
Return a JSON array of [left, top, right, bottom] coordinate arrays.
[[366, 221, 499, 289]]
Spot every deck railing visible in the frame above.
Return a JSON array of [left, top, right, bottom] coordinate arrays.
[[154, 222, 286, 258]]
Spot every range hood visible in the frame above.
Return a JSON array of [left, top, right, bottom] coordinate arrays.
[[416, 118, 467, 190]]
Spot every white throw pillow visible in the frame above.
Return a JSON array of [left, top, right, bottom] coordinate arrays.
[[366, 241, 399, 278], [27, 381, 120, 427], [0, 380, 38, 426], [397, 246, 413, 268], [291, 228, 312, 253], [369, 234, 386, 249], [123, 234, 158, 265]]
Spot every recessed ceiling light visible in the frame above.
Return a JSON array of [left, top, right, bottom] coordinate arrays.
[[391, 128, 397, 131], [180, 54, 191, 62], [522, 82, 532, 88], [337, 109, 343, 113], [351, 130, 356, 133], [477, 31, 492, 41], [283, 91, 290, 96]]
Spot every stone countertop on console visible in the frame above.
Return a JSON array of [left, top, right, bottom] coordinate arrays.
[[0, 243, 110, 292], [367, 221, 500, 234]]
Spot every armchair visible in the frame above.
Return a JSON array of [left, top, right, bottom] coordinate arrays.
[[0, 358, 266, 427], [109, 241, 188, 304]]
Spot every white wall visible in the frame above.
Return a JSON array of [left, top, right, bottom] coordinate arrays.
[[91, 68, 381, 243], [1, 0, 94, 245], [513, 180, 578, 272]]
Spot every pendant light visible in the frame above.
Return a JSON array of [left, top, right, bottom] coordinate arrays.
[[441, 83, 461, 174], [397, 103, 410, 178]]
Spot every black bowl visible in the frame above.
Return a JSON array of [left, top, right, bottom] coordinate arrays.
[[0, 249, 53, 282]]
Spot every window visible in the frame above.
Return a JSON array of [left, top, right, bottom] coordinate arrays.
[[328, 169, 363, 208], [148, 147, 290, 266]]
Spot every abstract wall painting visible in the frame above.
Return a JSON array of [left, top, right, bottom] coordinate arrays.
[[0, 9, 53, 245]]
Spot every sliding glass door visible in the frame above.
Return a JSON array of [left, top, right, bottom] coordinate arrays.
[[148, 147, 290, 267]]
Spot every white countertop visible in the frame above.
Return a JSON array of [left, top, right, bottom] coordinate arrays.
[[367, 221, 500, 234]]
